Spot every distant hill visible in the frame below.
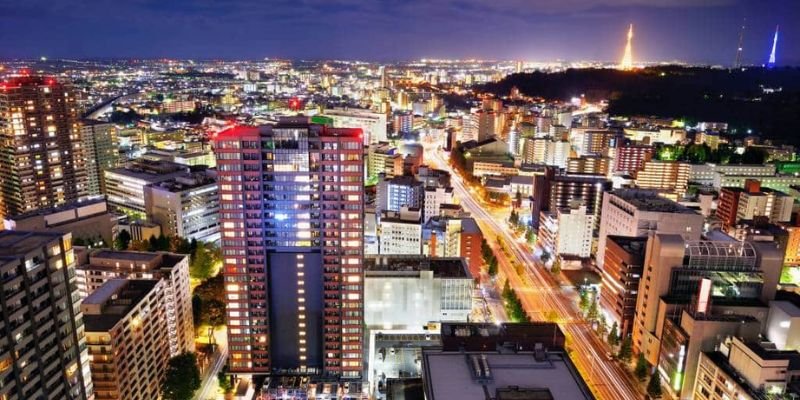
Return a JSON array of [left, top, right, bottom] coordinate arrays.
[[480, 66, 800, 145]]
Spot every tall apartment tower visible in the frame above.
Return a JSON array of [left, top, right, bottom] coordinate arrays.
[[0, 76, 88, 219], [81, 120, 119, 196], [214, 117, 364, 378], [0, 231, 93, 400]]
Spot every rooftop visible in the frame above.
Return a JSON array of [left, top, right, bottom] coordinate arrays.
[[607, 235, 647, 257], [364, 256, 470, 279], [82, 279, 160, 331], [611, 189, 697, 213], [7, 197, 108, 221], [0, 231, 64, 260]]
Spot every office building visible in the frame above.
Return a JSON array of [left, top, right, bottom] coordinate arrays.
[[0, 231, 92, 400], [144, 170, 220, 242], [376, 175, 423, 214], [690, 164, 775, 187], [530, 168, 611, 230], [364, 256, 473, 330], [582, 129, 623, 156], [0, 76, 88, 218], [83, 279, 170, 400], [3, 197, 118, 245], [81, 120, 120, 196], [104, 159, 189, 218], [537, 201, 594, 259], [421, 323, 593, 400], [566, 155, 611, 176], [416, 165, 451, 189], [423, 186, 454, 222], [75, 250, 194, 356], [714, 174, 800, 193], [694, 338, 800, 400], [379, 207, 422, 255], [324, 107, 387, 144], [634, 160, 691, 197], [599, 236, 647, 336], [633, 235, 783, 369], [393, 112, 413, 135], [367, 142, 403, 181], [422, 217, 483, 277], [596, 189, 704, 269], [624, 127, 685, 145], [717, 179, 794, 232], [214, 117, 364, 377], [614, 144, 653, 174]]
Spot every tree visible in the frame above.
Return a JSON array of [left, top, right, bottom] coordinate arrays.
[[487, 255, 498, 277], [525, 229, 535, 244], [551, 258, 561, 275], [647, 370, 663, 398], [635, 353, 649, 381], [618, 335, 633, 363], [114, 230, 131, 250], [578, 289, 590, 315], [218, 370, 234, 395], [607, 322, 620, 346], [191, 244, 215, 280], [161, 352, 201, 400], [596, 314, 608, 338], [129, 240, 150, 251], [587, 295, 599, 321], [192, 294, 202, 326]]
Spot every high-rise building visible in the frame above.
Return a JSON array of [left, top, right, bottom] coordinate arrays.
[[0, 76, 88, 218], [566, 156, 611, 176], [632, 235, 782, 367], [324, 108, 388, 144], [0, 231, 93, 400], [599, 236, 647, 336], [82, 279, 170, 400], [596, 189, 704, 269], [537, 201, 594, 259], [613, 144, 653, 174], [81, 120, 119, 196], [530, 168, 611, 230], [376, 175, 423, 215], [634, 160, 691, 197], [75, 250, 195, 356], [214, 117, 364, 377]]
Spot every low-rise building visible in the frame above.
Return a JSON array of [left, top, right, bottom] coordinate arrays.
[[421, 323, 593, 400], [379, 207, 423, 255], [3, 197, 119, 245], [599, 236, 647, 336], [144, 171, 220, 242], [104, 160, 189, 218], [538, 201, 594, 259]]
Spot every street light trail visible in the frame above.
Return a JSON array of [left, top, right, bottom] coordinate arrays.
[[426, 147, 642, 400]]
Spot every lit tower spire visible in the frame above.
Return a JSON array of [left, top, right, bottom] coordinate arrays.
[[734, 18, 746, 68], [767, 25, 779, 68], [620, 24, 634, 70]]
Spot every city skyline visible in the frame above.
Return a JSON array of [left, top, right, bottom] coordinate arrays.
[[0, 0, 798, 65]]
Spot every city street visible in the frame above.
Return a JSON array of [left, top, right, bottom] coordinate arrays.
[[194, 327, 229, 400], [425, 145, 644, 400]]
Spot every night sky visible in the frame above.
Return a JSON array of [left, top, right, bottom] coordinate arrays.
[[1, 0, 798, 65]]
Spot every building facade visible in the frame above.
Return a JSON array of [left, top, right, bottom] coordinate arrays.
[[0, 231, 93, 400], [0, 76, 88, 218], [214, 118, 364, 377], [144, 171, 220, 242], [81, 120, 119, 196]]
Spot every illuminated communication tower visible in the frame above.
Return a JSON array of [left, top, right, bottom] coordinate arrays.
[[620, 24, 634, 70]]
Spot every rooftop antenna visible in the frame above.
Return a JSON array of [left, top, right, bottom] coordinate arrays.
[[767, 25, 779, 68], [734, 18, 746, 68]]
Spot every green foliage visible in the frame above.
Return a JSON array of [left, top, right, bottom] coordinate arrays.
[[194, 275, 226, 327], [502, 280, 530, 322], [587, 295, 599, 321], [607, 322, 620, 347], [114, 230, 132, 250], [525, 229, 535, 244], [635, 353, 649, 382], [618, 335, 633, 363], [487, 254, 498, 277], [161, 352, 201, 400], [578, 289, 590, 315], [218, 369, 234, 394], [596, 314, 608, 338], [781, 267, 800, 285], [191, 243, 216, 280], [509, 210, 519, 226], [647, 370, 663, 398], [551, 258, 561, 275]]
